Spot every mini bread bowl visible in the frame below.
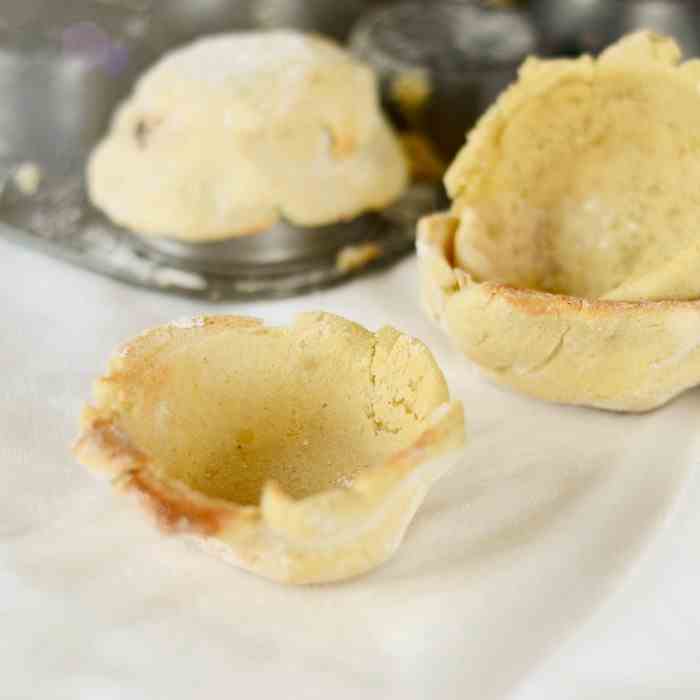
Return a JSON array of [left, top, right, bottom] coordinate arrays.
[[73, 313, 465, 584], [417, 32, 700, 412], [88, 30, 409, 242]]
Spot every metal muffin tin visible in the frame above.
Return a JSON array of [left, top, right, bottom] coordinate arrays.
[[2, 1, 698, 299], [351, 1, 539, 160], [0, 0, 440, 299], [529, 0, 700, 56]]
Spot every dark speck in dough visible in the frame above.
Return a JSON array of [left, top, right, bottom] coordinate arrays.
[[134, 119, 150, 149]]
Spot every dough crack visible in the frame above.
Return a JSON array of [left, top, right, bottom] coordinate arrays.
[[365, 336, 400, 435], [526, 325, 571, 374], [389, 396, 421, 422]]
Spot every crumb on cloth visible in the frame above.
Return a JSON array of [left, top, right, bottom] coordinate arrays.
[[336, 242, 383, 273], [14, 162, 43, 195]]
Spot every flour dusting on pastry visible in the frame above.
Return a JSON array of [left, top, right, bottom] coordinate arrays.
[[88, 30, 408, 241]]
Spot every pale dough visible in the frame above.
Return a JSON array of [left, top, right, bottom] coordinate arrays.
[[418, 33, 700, 411], [73, 313, 465, 583], [446, 31, 700, 302], [88, 31, 408, 241]]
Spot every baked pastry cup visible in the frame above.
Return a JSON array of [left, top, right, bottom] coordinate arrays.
[[418, 32, 700, 412], [88, 30, 408, 241], [73, 313, 464, 584]]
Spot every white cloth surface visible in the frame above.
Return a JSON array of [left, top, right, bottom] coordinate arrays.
[[2, 238, 699, 700]]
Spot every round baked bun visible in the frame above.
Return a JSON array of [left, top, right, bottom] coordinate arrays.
[[87, 31, 409, 241], [418, 32, 700, 412]]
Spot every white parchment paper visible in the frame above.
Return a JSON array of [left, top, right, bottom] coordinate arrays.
[[2, 239, 698, 700]]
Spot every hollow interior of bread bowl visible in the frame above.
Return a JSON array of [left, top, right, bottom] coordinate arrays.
[[452, 55, 700, 300], [96, 316, 448, 506]]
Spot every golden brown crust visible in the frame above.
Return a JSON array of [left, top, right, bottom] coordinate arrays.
[[478, 281, 700, 318], [74, 416, 145, 469], [76, 411, 248, 537], [122, 469, 242, 537]]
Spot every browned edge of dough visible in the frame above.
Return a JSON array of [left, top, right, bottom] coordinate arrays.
[[73, 313, 464, 544], [418, 212, 700, 318]]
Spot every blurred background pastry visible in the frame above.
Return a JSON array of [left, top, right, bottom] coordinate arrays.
[[4, 0, 700, 299], [87, 30, 408, 242]]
